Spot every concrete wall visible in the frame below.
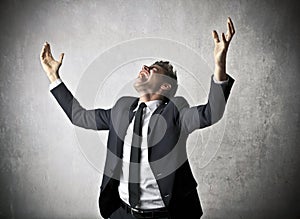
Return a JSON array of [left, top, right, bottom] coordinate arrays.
[[0, 0, 299, 218]]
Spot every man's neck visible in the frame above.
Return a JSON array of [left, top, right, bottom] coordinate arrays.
[[139, 93, 165, 102]]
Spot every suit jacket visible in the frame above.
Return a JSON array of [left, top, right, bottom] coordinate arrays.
[[51, 74, 235, 219]]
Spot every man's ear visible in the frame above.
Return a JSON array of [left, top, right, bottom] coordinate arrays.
[[160, 83, 172, 91]]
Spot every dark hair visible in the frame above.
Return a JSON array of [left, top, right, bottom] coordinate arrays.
[[152, 60, 178, 97]]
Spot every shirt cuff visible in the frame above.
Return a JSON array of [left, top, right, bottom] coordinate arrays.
[[213, 75, 229, 84], [49, 78, 62, 90]]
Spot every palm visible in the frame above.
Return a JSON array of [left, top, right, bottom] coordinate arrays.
[[214, 41, 228, 65], [42, 56, 61, 75]]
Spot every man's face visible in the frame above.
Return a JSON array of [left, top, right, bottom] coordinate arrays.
[[133, 64, 168, 95]]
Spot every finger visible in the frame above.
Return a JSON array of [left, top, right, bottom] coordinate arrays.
[[227, 18, 232, 34], [228, 17, 235, 35], [45, 42, 53, 58], [221, 32, 227, 43], [40, 45, 46, 60], [44, 43, 49, 57], [58, 53, 64, 64], [212, 30, 220, 44], [40, 43, 48, 61], [226, 21, 232, 41]]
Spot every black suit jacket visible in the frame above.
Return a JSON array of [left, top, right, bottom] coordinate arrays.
[[51, 74, 235, 219]]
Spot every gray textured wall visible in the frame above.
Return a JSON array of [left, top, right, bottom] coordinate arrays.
[[1, 0, 300, 218]]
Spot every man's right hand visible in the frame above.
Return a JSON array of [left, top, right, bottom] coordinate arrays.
[[40, 42, 64, 83]]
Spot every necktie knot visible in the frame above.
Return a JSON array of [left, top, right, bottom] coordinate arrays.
[[133, 102, 146, 136], [138, 102, 146, 111]]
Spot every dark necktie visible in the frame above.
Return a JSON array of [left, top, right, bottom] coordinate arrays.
[[129, 102, 147, 207]]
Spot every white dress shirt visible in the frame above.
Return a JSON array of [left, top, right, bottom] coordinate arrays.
[[118, 100, 166, 209]]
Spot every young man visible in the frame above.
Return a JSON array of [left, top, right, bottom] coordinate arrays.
[[40, 18, 235, 219]]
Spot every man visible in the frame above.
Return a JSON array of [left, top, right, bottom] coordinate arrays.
[[40, 18, 235, 219]]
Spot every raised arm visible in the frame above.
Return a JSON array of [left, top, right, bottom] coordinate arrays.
[[40, 42, 111, 130], [180, 17, 236, 134]]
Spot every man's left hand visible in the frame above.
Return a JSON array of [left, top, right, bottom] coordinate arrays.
[[212, 17, 235, 81]]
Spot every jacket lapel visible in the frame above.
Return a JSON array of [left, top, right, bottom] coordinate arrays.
[[110, 97, 139, 158]]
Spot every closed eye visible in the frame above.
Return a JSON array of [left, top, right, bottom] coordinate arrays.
[[149, 67, 158, 73]]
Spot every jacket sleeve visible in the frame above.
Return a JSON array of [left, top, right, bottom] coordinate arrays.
[[179, 74, 235, 134], [50, 82, 111, 130]]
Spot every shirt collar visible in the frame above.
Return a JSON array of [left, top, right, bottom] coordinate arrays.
[[135, 99, 163, 112]]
